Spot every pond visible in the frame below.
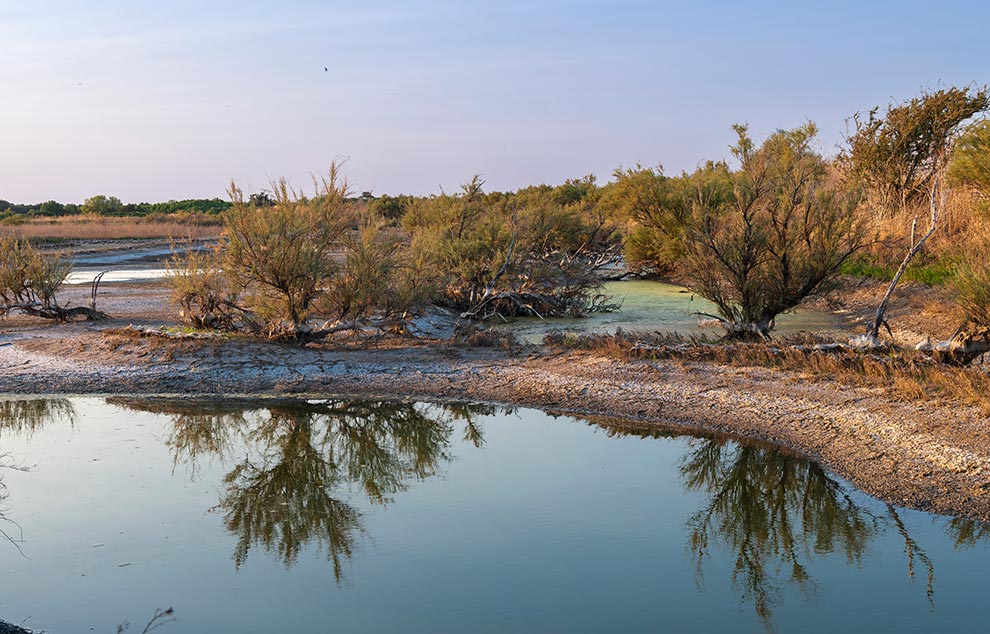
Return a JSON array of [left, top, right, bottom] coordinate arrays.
[[0, 397, 986, 633], [496, 280, 842, 343]]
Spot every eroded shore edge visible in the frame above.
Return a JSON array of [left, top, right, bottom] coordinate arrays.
[[1, 330, 988, 522]]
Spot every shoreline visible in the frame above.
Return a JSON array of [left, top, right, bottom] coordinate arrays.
[[2, 323, 989, 522]]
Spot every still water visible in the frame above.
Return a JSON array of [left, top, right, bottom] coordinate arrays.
[[0, 397, 987, 632], [499, 280, 842, 343]]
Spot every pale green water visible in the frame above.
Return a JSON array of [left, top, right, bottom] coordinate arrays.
[[0, 397, 987, 633], [499, 280, 842, 343]]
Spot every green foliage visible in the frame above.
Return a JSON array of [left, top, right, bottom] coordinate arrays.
[[684, 123, 866, 338], [0, 237, 71, 312], [367, 194, 415, 222], [949, 119, 990, 214], [169, 165, 432, 338], [223, 167, 353, 334], [321, 212, 432, 326], [404, 175, 617, 319], [845, 85, 989, 214], [842, 256, 959, 287], [952, 231, 990, 327], [606, 162, 735, 275], [168, 245, 243, 330], [81, 194, 124, 216]]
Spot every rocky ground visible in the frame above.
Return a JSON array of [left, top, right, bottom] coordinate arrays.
[[1, 278, 989, 522]]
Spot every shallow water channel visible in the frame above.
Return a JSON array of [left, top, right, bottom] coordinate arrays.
[[0, 397, 988, 632], [495, 280, 842, 342]]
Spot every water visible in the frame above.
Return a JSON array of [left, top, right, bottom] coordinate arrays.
[[498, 280, 841, 342], [0, 397, 987, 633]]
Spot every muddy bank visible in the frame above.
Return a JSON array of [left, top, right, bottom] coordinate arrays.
[[1, 321, 989, 523]]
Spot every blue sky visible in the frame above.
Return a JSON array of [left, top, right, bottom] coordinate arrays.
[[2, 0, 988, 202]]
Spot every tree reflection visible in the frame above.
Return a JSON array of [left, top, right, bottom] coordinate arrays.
[[680, 438, 878, 625], [0, 398, 75, 437], [588, 420, 943, 630], [117, 398, 491, 581], [945, 516, 990, 548], [0, 399, 72, 556]]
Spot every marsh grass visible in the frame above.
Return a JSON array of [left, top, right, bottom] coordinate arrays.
[[0, 214, 222, 241], [545, 330, 990, 411]]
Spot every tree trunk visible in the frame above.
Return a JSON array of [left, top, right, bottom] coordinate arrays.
[[858, 178, 943, 346]]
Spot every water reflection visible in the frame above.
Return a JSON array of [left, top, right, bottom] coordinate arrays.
[[0, 399, 51, 554], [679, 437, 878, 624], [595, 422, 942, 628], [0, 397, 988, 628], [0, 398, 75, 438], [110, 398, 493, 580]]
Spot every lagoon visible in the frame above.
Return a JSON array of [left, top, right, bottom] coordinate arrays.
[[0, 397, 986, 632]]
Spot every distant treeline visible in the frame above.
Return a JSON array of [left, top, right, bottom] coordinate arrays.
[[0, 196, 232, 220]]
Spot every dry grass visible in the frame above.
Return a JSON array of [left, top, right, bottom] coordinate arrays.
[[0, 215, 222, 241], [545, 329, 990, 412]]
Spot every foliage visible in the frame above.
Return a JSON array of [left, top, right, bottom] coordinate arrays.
[[168, 165, 432, 338], [405, 175, 618, 320], [683, 124, 866, 338], [844, 85, 989, 215], [167, 244, 244, 331], [82, 194, 124, 216], [601, 164, 733, 275], [0, 237, 72, 315], [952, 228, 990, 327], [223, 167, 353, 335], [320, 212, 431, 328], [949, 119, 990, 214]]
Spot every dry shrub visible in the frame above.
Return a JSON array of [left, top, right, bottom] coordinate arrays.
[[0, 237, 71, 315], [320, 213, 432, 329], [167, 244, 244, 331], [454, 327, 519, 349], [224, 168, 353, 336], [545, 330, 990, 411], [953, 224, 990, 328]]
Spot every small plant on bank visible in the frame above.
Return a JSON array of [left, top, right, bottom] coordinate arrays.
[[0, 238, 105, 322]]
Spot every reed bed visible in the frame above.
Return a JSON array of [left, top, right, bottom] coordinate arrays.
[[0, 215, 222, 241]]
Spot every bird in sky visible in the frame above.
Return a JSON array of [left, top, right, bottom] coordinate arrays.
[[324, 67, 328, 72]]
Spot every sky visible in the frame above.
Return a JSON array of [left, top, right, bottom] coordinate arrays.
[[2, 0, 989, 203]]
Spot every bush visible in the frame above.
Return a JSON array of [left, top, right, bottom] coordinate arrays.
[[168, 244, 244, 331], [168, 165, 432, 339], [223, 167, 353, 336], [405, 176, 618, 320], [683, 124, 866, 338], [0, 238, 90, 321]]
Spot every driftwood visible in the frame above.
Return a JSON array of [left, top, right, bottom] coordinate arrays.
[[1, 303, 107, 322]]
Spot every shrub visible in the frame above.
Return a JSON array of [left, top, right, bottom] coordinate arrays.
[[683, 124, 866, 339], [223, 166, 353, 336]]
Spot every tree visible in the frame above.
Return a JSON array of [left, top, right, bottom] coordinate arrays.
[[682, 124, 865, 339], [844, 85, 989, 216], [603, 162, 733, 275], [405, 176, 617, 320], [847, 87, 988, 345], [81, 194, 124, 216]]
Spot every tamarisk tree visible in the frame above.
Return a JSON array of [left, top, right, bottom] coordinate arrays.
[[683, 124, 865, 339]]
